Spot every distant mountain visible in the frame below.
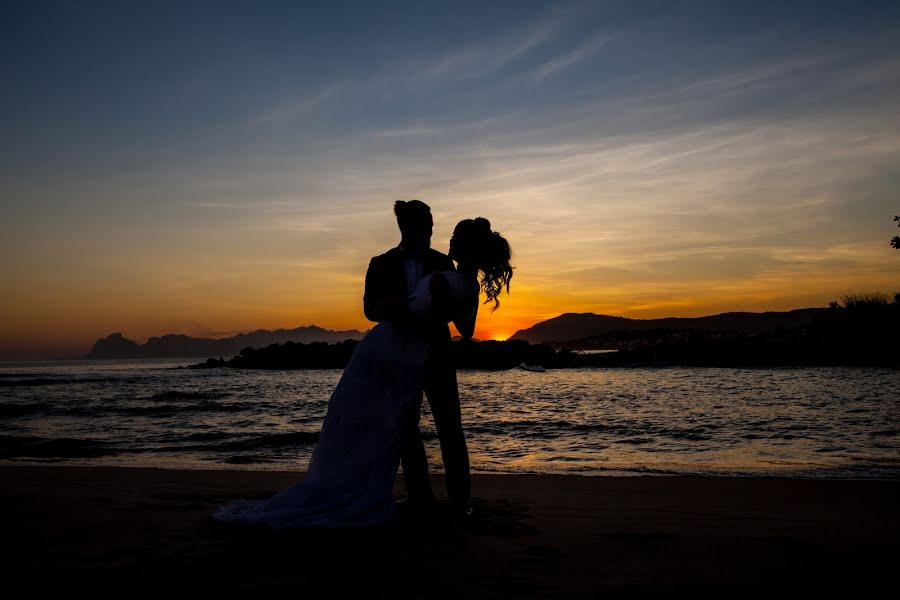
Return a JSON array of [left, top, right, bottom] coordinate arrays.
[[86, 326, 367, 359], [508, 309, 825, 346], [190, 302, 899, 369]]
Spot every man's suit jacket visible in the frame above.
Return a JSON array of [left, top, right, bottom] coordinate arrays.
[[364, 247, 454, 345]]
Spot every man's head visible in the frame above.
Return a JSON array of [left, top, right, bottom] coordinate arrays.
[[394, 199, 433, 253]]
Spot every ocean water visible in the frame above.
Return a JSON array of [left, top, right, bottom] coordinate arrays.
[[1, 359, 898, 477]]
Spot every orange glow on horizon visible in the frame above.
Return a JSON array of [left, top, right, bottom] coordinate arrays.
[[2, 217, 899, 360], [5, 276, 900, 359]]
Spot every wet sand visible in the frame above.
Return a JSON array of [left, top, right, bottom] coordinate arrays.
[[1, 466, 897, 597]]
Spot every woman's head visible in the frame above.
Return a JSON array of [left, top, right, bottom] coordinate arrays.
[[450, 217, 513, 311]]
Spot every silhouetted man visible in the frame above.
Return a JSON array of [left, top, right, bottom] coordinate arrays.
[[363, 200, 471, 513]]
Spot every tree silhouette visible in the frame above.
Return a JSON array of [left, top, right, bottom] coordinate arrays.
[[893, 215, 900, 250]]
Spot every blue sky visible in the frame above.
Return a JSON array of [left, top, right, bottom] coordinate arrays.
[[2, 1, 900, 357]]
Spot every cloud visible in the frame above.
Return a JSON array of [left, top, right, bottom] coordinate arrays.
[[533, 33, 613, 81], [408, 17, 560, 84], [247, 83, 345, 126], [369, 112, 522, 139], [361, 11, 577, 95]]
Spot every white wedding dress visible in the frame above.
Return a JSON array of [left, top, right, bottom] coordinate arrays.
[[213, 271, 476, 528]]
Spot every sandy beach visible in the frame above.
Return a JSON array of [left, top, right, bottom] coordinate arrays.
[[1, 466, 897, 597]]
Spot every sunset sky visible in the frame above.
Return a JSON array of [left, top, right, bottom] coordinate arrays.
[[2, 1, 900, 359]]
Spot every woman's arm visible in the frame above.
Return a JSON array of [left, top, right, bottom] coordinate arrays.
[[452, 281, 479, 340], [428, 272, 478, 338], [453, 307, 477, 340]]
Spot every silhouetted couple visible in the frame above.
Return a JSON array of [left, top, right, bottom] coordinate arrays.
[[214, 200, 513, 527]]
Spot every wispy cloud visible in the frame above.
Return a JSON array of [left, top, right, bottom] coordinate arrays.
[[247, 83, 345, 125], [533, 33, 613, 81], [186, 201, 247, 209], [370, 125, 443, 138], [418, 19, 559, 83], [662, 56, 827, 97], [367, 13, 570, 92], [369, 112, 522, 139]]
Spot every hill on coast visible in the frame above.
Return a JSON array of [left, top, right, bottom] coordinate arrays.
[[509, 309, 824, 347], [87, 325, 366, 359]]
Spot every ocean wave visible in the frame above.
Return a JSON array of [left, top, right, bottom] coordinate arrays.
[[0, 377, 77, 387], [179, 431, 232, 442], [0, 402, 52, 418], [618, 437, 655, 445], [0, 434, 117, 459], [815, 446, 846, 453], [114, 400, 256, 416], [224, 455, 276, 464], [467, 419, 713, 442], [211, 431, 320, 452], [147, 390, 231, 401], [0, 376, 130, 387], [871, 429, 899, 437], [150, 431, 320, 454]]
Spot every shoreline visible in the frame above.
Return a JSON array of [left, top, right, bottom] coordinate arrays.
[[2, 460, 899, 480], [3, 465, 897, 596]]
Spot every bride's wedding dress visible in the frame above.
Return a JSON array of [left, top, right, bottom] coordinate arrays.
[[213, 271, 476, 528]]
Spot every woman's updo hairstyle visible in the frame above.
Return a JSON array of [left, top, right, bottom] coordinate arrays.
[[454, 217, 513, 311]]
